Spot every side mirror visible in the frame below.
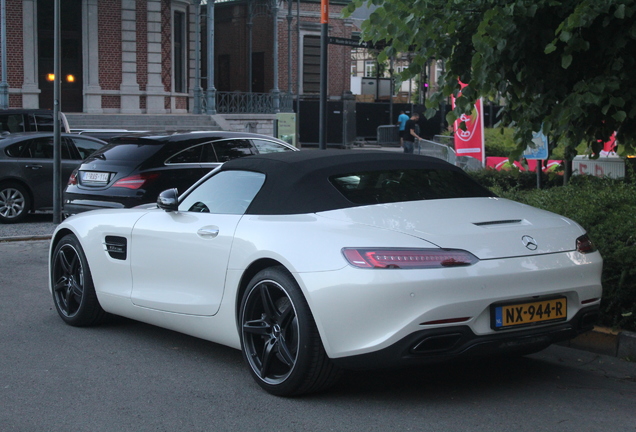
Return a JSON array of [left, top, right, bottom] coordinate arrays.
[[157, 188, 179, 212]]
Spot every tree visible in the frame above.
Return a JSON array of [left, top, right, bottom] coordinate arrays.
[[344, 0, 636, 158]]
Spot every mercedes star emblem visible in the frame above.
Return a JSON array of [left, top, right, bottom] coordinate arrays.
[[522, 235, 538, 250]]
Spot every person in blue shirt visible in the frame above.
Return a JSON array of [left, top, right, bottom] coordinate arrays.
[[397, 111, 410, 147]]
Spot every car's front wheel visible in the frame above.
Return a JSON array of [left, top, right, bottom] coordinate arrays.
[[239, 266, 341, 396], [0, 182, 30, 223], [51, 234, 105, 326]]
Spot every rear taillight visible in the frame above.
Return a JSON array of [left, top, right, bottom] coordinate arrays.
[[112, 173, 160, 189], [342, 248, 478, 269], [67, 172, 78, 186], [576, 234, 597, 254]]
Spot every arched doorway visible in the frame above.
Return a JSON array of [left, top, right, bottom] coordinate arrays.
[[38, 0, 84, 112]]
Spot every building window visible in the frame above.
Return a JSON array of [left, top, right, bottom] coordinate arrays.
[[435, 60, 444, 82], [303, 35, 320, 93], [365, 61, 376, 77], [174, 11, 186, 93]]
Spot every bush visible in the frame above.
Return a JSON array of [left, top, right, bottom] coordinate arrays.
[[484, 176, 636, 332], [469, 167, 564, 193], [484, 127, 516, 157]]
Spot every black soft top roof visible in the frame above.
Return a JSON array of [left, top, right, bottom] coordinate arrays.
[[220, 150, 469, 215]]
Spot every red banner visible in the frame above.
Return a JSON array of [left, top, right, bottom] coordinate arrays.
[[452, 91, 485, 165]]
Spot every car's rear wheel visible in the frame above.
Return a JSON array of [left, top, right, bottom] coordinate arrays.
[[239, 266, 341, 396], [0, 182, 30, 223], [51, 234, 105, 326]]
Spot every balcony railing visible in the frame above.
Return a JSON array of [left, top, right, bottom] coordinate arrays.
[[200, 91, 294, 114]]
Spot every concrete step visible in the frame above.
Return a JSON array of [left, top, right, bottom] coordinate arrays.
[[65, 114, 221, 131]]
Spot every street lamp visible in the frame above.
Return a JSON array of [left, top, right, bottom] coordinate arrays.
[[206, 0, 217, 114], [0, 0, 9, 109], [271, 0, 280, 113], [193, 0, 202, 114]]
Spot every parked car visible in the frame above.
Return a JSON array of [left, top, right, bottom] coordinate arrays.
[[49, 150, 602, 396], [71, 129, 149, 140], [0, 132, 107, 223], [63, 131, 297, 216], [0, 109, 70, 134]]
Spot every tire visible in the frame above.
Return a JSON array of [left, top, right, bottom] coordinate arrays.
[[0, 182, 30, 223], [51, 234, 105, 326], [239, 266, 342, 396]]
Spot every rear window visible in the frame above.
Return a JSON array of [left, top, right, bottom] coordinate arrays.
[[330, 169, 495, 205], [92, 142, 162, 162]]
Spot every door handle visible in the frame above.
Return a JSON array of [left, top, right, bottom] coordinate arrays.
[[197, 226, 219, 239], [25, 164, 42, 170]]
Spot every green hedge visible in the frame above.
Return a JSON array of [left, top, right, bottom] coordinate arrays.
[[470, 173, 636, 332], [469, 168, 565, 192]]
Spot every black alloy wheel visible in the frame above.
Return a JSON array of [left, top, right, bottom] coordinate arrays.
[[239, 266, 341, 396], [0, 182, 30, 223], [51, 234, 104, 326]]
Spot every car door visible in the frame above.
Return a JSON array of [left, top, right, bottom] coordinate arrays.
[[129, 170, 266, 316], [19, 137, 79, 208]]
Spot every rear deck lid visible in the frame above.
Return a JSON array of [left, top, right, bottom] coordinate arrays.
[[317, 197, 585, 259]]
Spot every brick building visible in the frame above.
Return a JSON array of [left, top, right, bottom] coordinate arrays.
[[1, 0, 353, 114]]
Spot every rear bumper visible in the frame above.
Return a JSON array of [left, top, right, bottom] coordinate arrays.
[[331, 306, 600, 370], [63, 188, 152, 215]]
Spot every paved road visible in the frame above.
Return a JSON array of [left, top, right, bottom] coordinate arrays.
[[1, 240, 635, 432]]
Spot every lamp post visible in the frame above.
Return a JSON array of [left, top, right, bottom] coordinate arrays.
[[0, 0, 8, 109], [193, 0, 202, 114], [287, 0, 293, 97], [206, 0, 216, 114], [247, 0, 253, 93], [318, 0, 328, 149], [53, 0, 62, 223], [271, 0, 280, 113]]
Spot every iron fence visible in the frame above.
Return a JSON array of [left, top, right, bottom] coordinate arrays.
[[199, 91, 294, 114], [377, 125, 400, 146]]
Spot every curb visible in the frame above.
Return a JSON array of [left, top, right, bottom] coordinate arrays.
[[0, 235, 53, 243], [560, 326, 636, 359]]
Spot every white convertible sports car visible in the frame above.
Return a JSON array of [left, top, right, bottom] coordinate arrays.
[[49, 150, 603, 396]]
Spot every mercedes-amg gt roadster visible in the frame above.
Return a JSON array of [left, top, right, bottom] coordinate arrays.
[[49, 150, 603, 396]]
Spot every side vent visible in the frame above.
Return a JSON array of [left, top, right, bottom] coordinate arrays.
[[104, 236, 127, 260]]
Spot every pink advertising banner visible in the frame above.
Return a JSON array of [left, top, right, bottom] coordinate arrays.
[[452, 92, 485, 165], [486, 157, 563, 173]]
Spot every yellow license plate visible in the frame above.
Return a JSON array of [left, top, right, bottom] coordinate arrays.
[[492, 297, 567, 330]]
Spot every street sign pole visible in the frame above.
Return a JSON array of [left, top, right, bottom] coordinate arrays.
[[0, 0, 9, 109], [319, 0, 328, 150], [53, 0, 62, 224]]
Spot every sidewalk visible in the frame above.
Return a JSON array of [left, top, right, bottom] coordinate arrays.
[[0, 213, 56, 242], [2, 212, 635, 361]]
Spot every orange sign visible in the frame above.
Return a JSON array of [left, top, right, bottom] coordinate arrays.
[[321, 0, 329, 24]]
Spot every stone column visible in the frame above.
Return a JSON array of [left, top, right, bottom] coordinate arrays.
[[146, 0, 166, 113], [21, 0, 39, 108], [83, 0, 103, 112], [120, 0, 140, 113]]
